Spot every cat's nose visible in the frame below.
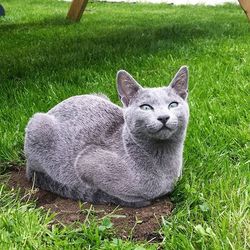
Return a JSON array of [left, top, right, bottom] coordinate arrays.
[[157, 115, 170, 125]]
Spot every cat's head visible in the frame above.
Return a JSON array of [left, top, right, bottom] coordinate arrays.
[[117, 66, 189, 141]]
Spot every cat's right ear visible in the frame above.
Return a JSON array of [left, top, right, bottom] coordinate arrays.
[[169, 66, 188, 100], [116, 70, 142, 107]]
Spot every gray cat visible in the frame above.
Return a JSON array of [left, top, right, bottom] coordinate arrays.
[[24, 66, 189, 207]]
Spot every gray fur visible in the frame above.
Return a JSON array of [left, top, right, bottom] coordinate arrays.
[[24, 66, 189, 207]]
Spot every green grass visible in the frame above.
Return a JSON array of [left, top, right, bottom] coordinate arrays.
[[0, 0, 249, 248]]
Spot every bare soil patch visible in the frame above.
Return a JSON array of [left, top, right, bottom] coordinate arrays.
[[6, 167, 173, 242]]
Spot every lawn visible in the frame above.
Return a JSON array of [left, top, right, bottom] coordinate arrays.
[[0, 0, 249, 249]]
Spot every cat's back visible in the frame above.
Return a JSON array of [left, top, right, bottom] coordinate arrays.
[[48, 94, 122, 119], [48, 94, 124, 141]]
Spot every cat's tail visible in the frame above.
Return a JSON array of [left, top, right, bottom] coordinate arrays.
[[24, 113, 59, 176]]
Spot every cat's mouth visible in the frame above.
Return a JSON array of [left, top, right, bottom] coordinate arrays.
[[150, 125, 172, 134], [158, 125, 172, 132]]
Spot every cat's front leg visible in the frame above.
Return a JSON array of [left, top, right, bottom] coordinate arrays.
[[74, 145, 150, 206]]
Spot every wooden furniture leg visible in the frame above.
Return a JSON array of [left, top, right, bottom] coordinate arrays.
[[238, 0, 250, 21], [67, 0, 89, 22]]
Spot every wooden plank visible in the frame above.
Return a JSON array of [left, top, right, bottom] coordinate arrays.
[[67, 0, 89, 22], [238, 0, 250, 21]]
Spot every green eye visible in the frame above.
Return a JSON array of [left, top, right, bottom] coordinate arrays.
[[169, 102, 178, 109], [140, 104, 153, 111]]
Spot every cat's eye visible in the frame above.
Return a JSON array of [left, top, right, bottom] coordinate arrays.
[[140, 104, 153, 111], [168, 102, 179, 109]]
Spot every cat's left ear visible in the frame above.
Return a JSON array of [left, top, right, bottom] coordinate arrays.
[[117, 70, 142, 107], [169, 66, 188, 100]]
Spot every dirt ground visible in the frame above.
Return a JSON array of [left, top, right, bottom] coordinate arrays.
[[6, 167, 173, 242]]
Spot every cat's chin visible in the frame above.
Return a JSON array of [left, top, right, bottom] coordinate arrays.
[[147, 129, 175, 141]]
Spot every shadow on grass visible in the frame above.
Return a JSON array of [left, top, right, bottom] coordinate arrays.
[[0, 15, 73, 30], [0, 8, 247, 82]]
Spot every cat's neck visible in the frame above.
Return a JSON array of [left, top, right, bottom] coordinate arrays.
[[122, 125, 184, 167]]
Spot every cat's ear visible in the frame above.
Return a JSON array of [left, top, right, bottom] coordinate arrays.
[[117, 70, 142, 107], [169, 66, 188, 100]]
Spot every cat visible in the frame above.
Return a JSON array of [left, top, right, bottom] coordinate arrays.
[[24, 66, 189, 207]]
